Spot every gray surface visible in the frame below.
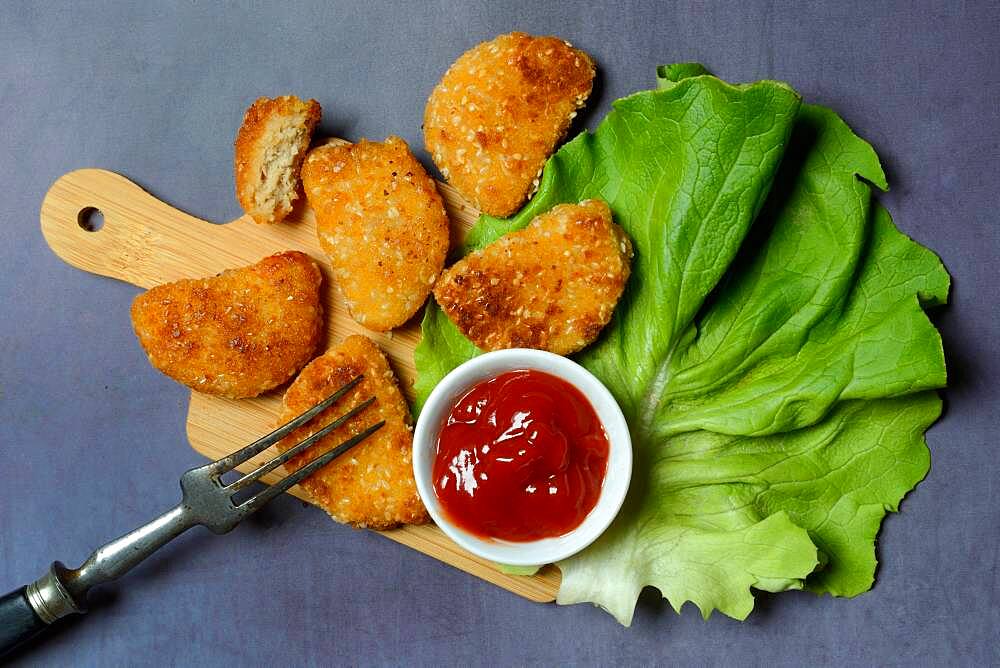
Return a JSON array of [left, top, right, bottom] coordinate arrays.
[[1, 1, 997, 665]]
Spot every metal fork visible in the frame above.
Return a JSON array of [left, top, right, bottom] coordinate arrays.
[[0, 375, 381, 656]]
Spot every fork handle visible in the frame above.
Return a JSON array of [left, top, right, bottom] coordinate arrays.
[[1, 504, 195, 657], [0, 587, 46, 656], [0, 564, 83, 657]]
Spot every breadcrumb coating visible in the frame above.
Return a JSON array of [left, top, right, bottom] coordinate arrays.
[[302, 137, 450, 332], [277, 335, 428, 529], [234, 95, 321, 224], [424, 32, 595, 217], [434, 199, 632, 355], [130, 251, 323, 398]]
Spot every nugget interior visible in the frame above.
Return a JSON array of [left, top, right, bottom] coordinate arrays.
[[235, 96, 321, 224]]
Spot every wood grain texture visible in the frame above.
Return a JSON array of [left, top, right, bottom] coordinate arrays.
[[39, 143, 560, 603]]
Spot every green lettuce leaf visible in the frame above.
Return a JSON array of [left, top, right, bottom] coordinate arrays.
[[413, 66, 947, 625], [558, 393, 939, 622], [414, 70, 802, 410]]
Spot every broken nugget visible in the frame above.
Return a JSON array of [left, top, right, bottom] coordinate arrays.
[[234, 95, 322, 224], [301, 136, 449, 331], [424, 32, 596, 217], [130, 251, 323, 398], [277, 335, 428, 529], [434, 199, 632, 355]]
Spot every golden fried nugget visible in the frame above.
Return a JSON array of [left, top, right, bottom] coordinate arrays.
[[234, 95, 321, 224], [131, 252, 323, 398], [277, 335, 428, 529], [434, 199, 632, 354], [301, 137, 449, 331], [424, 32, 595, 217]]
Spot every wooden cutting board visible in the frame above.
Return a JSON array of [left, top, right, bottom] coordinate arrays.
[[39, 146, 561, 603]]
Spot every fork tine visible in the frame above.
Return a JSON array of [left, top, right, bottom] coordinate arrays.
[[225, 397, 377, 492], [236, 421, 386, 516], [205, 375, 364, 475]]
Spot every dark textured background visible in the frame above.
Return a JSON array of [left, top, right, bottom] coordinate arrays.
[[1, 1, 998, 665]]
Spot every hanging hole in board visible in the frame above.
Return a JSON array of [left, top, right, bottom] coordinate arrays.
[[78, 207, 105, 232]]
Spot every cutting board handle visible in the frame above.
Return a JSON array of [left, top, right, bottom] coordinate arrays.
[[40, 169, 244, 289]]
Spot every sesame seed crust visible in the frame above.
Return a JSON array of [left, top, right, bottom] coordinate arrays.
[[424, 32, 596, 217], [302, 137, 450, 332], [277, 335, 428, 529], [130, 251, 324, 398], [433, 199, 632, 355]]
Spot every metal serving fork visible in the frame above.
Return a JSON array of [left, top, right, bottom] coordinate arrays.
[[0, 375, 380, 656]]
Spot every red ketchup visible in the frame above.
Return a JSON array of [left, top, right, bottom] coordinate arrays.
[[432, 369, 609, 542]]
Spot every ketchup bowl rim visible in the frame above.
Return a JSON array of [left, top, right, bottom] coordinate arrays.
[[412, 348, 632, 567]]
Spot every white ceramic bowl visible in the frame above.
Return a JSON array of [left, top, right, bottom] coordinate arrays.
[[413, 349, 632, 566]]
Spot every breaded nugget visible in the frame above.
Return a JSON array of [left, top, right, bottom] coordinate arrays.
[[434, 199, 631, 355], [234, 95, 321, 224], [424, 32, 595, 217], [302, 137, 449, 331], [277, 335, 428, 529], [131, 252, 323, 398]]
